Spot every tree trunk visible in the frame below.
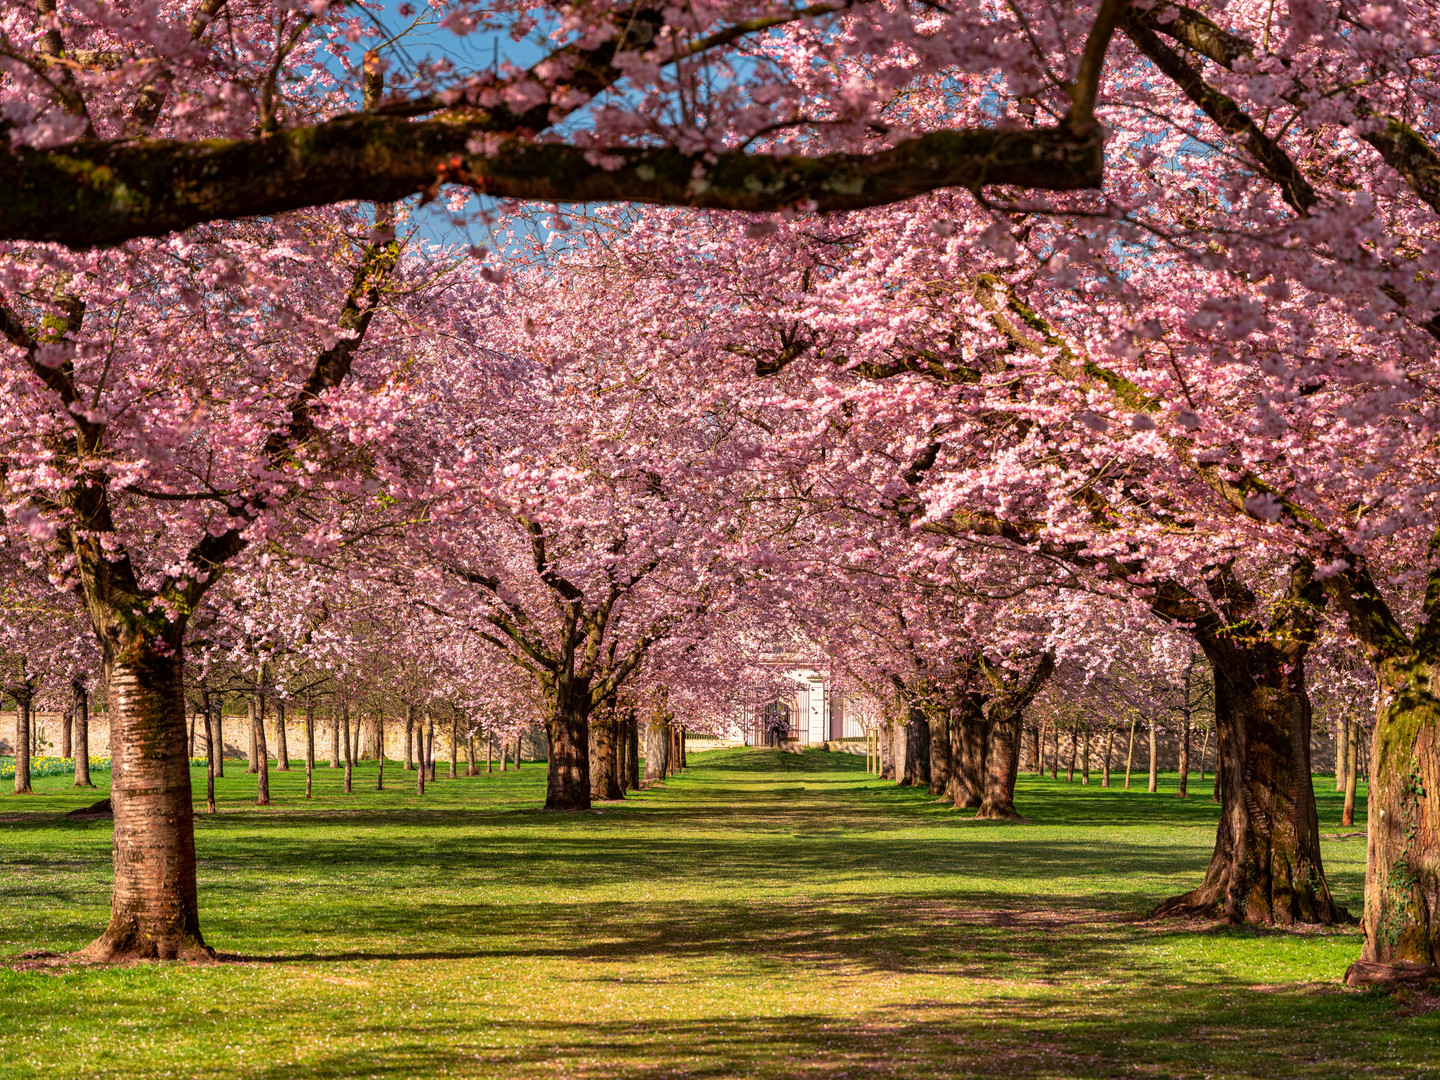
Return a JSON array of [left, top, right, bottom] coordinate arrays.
[[449, 716, 458, 780], [1125, 717, 1137, 789], [62, 707, 72, 759], [405, 706, 415, 770], [1154, 647, 1344, 926], [589, 714, 624, 800], [247, 703, 258, 773], [212, 700, 224, 779], [73, 682, 93, 787], [545, 679, 591, 810], [1198, 727, 1210, 782], [252, 697, 270, 806], [1147, 722, 1158, 794], [1178, 711, 1191, 797], [680, 725, 687, 768], [977, 709, 1023, 820], [352, 713, 362, 765], [1102, 728, 1113, 787], [1081, 724, 1090, 785], [329, 709, 339, 769], [304, 702, 315, 799], [487, 732, 493, 773], [622, 716, 639, 791], [644, 719, 669, 783], [1336, 714, 1349, 792], [913, 707, 931, 787], [377, 711, 386, 790], [1033, 722, 1044, 774], [927, 709, 951, 796], [80, 650, 211, 962], [426, 715, 436, 780], [203, 692, 216, 815], [1066, 727, 1076, 782], [342, 704, 353, 794], [1345, 658, 1440, 974], [467, 732, 477, 776], [12, 692, 35, 794], [514, 735, 522, 769], [275, 701, 289, 771], [1050, 722, 1059, 780], [1342, 719, 1360, 827], [416, 716, 426, 795], [949, 693, 986, 809], [896, 709, 922, 786]]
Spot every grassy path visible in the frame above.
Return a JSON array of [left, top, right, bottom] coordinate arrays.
[[0, 747, 1432, 1079]]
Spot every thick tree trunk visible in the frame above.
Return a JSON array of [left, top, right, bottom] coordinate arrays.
[[949, 693, 985, 809], [1342, 719, 1359, 827], [623, 716, 639, 791], [912, 707, 931, 788], [252, 697, 270, 806], [81, 650, 211, 962], [977, 709, 1023, 820], [896, 710, 922, 786], [275, 701, 289, 771], [877, 721, 893, 779], [62, 707, 72, 759], [927, 709, 951, 796], [1154, 648, 1344, 926], [73, 682, 93, 788], [11, 693, 31, 795], [1347, 660, 1440, 974], [590, 714, 624, 800], [546, 680, 591, 810], [644, 719, 669, 783]]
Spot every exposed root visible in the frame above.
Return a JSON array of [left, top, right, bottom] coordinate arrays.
[[77, 926, 215, 964], [1344, 960, 1440, 991]]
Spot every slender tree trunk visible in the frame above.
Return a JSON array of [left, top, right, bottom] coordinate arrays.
[[405, 705, 415, 770], [73, 682, 93, 788], [247, 702, 258, 773], [514, 735, 522, 769], [467, 732, 477, 776], [342, 703, 353, 795], [487, 732, 493, 773], [501, 736, 509, 771], [253, 696, 270, 806], [1342, 719, 1359, 827], [212, 699, 224, 779], [81, 649, 211, 962], [351, 712, 361, 764], [1154, 646, 1343, 926], [416, 717, 426, 795], [1067, 727, 1077, 783], [62, 707, 72, 759], [545, 678, 591, 810], [927, 709, 952, 796], [330, 709, 340, 769], [203, 691, 216, 815], [275, 701, 289, 771], [1050, 721, 1059, 780], [1124, 718, 1137, 789], [449, 716, 458, 780], [977, 709, 1023, 820], [1081, 724, 1090, 785], [304, 701, 315, 800], [1147, 722, 1158, 794], [1198, 727, 1211, 782], [377, 711, 386, 790], [1102, 728, 1113, 787], [1335, 715, 1349, 792], [427, 715, 436, 781], [680, 725, 687, 768], [1178, 712, 1191, 798], [948, 693, 986, 809]]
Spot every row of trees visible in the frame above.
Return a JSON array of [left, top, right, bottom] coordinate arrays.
[[0, 0, 1436, 987]]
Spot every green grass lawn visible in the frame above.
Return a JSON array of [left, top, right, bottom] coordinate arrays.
[[0, 747, 1431, 1080]]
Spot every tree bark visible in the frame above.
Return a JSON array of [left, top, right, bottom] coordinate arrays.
[[449, 716, 458, 780], [304, 701, 315, 799], [416, 716, 426, 795], [1081, 724, 1091, 785], [62, 707, 72, 759], [73, 681, 93, 787], [1342, 719, 1359, 827], [589, 712, 624, 800], [247, 702, 258, 774], [11, 691, 32, 794], [1102, 728, 1114, 787], [467, 732, 477, 776], [329, 709, 340, 769], [203, 691, 216, 815], [275, 701, 289, 771], [80, 651, 211, 962], [644, 718, 669, 783], [545, 678, 591, 810], [426, 714, 436, 781], [405, 705, 415, 770], [342, 703, 353, 794], [252, 696, 270, 806], [1125, 717, 1137, 789], [977, 709, 1022, 820], [212, 698, 224, 779], [680, 725, 687, 768], [1147, 721, 1158, 794], [1178, 710, 1191, 797], [949, 693, 986, 809], [1153, 645, 1344, 925], [623, 715, 639, 791], [878, 721, 893, 780], [927, 708, 951, 796], [1050, 722, 1059, 780], [377, 711, 386, 790], [1336, 714, 1349, 792], [487, 732, 493, 773], [1067, 727, 1077, 783]]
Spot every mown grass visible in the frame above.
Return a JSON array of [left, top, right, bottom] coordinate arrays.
[[0, 747, 1430, 1080]]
